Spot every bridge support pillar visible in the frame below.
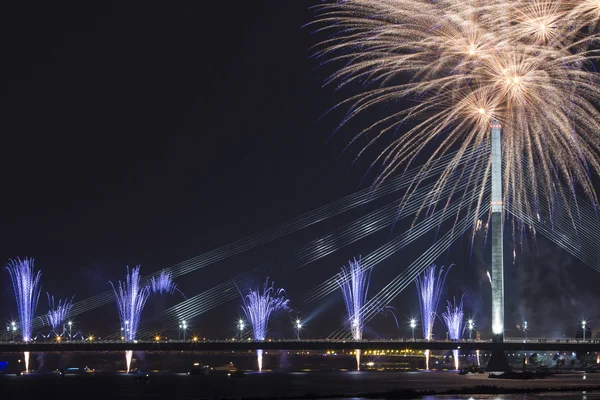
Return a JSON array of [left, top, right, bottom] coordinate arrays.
[[490, 120, 504, 344], [487, 122, 509, 373], [485, 344, 510, 372]]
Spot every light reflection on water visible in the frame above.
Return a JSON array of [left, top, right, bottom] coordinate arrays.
[[419, 394, 600, 400]]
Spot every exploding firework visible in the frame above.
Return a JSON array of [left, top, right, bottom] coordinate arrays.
[[239, 278, 290, 371], [441, 296, 465, 370], [45, 294, 74, 336], [149, 269, 181, 296], [6, 258, 42, 343], [337, 257, 371, 370], [110, 266, 150, 342], [315, 0, 600, 236], [415, 264, 451, 369]]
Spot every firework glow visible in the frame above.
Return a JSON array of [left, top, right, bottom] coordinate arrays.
[[337, 257, 371, 370], [415, 264, 451, 369], [441, 296, 465, 370], [110, 266, 150, 373], [150, 269, 185, 297], [315, 0, 600, 239], [110, 266, 150, 343], [240, 278, 290, 371], [45, 294, 74, 336], [6, 258, 42, 343]]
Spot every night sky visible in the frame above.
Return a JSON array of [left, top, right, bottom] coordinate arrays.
[[1, 1, 599, 340]]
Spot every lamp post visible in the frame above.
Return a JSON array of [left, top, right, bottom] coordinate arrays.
[[179, 320, 188, 341], [11, 321, 16, 342], [523, 321, 528, 343], [237, 319, 244, 340], [468, 320, 474, 340], [68, 321, 73, 340], [295, 319, 302, 340], [410, 319, 416, 340], [582, 320, 587, 341]]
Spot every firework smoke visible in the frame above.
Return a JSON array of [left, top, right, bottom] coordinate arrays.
[[337, 257, 371, 370], [415, 264, 451, 369], [442, 296, 465, 370], [45, 294, 74, 336], [240, 278, 290, 371]]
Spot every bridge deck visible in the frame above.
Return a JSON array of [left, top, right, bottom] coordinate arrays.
[[1, 339, 599, 353]]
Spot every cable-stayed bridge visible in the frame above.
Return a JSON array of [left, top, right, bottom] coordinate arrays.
[[17, 143, 600, 344]]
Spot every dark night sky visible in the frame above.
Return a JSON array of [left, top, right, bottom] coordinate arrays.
[[1, 1, 599, 340]]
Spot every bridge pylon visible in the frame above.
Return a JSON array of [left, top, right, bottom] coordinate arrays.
[[486, 120, 510, 372]]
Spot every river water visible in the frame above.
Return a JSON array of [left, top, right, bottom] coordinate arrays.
[[1, 370, 599, 399]]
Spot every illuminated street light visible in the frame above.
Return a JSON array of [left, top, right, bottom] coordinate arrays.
[[10, 321, 16, 342], [179, 320, 188, 341], [468, 320, 474, 340], [523, 321, 528, 342], [582, 320, 587, 341], [295, 318, 303, 340], [237, 319, 245, 340], [410, 319, 417, 340]]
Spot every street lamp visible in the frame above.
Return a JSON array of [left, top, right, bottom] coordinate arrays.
[[11, 321, 16, 342], [410, 319, 416, 340], [179, 320, 188, 341], [237, 319, 245, 340], [468, 320, 474, 340], [582, 320, 587, 341], [523, 321, 528, 342], [295, 319, 302, 340]]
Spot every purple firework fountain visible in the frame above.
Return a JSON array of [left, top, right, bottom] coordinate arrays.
[[441, 296, 464, 370], [6, 258, 42, 372], [415, 264, 451, 369], [239, 278, 290, 372], [46, 294, 74, 337], [150, 269, 186, 298], [337, 257, 371, 370], [150, 270, 176, 295], [110, 266, 150, 373]]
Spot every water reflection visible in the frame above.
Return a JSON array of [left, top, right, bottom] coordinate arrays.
[[421, 394, 599, 400]]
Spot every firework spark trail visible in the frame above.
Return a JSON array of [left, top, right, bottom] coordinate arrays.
[[315, 0, 600, 239], [416, 265, 451, 370], [45, 294, 74, 336], [306, 192, 482, 304], [134, 164, 481, 339], [149, 270, 186, 298], [110, 266, 150, 343], [337, 258, 371, 341], [306, 160, 489, 304], [416, 265, 451, 341], [508, 183, 600, 270], [240, 278, 289, 371], [6, 258, 42, 343], [34, 147, 474, 328], [329, 204, 486, 340], [337, 257, 371, 370], [442, 296, 465, 370]]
